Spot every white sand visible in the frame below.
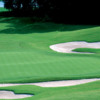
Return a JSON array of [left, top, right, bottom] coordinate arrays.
[[0, 79, 100, 99], [50, 41, 100, 53], [0, 91, 33, 99], [0, 78, 100, 88]]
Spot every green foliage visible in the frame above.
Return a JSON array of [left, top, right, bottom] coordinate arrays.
[[4, 0, 38, 11]]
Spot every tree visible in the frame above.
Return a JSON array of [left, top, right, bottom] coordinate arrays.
[[4, 0, 98, 24], [4, 0, 13, 9], [4, 0, 38, 11]]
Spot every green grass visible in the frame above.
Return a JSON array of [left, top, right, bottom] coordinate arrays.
[[0, 7, 8, 12], [0, 16, 100, 100], [0, 80, 100, 100], [0, 17, 100, 83], [73, 48, 100, 53]]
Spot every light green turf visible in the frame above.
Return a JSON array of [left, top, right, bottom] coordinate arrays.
[[0, 7, 8, 12], [0, 81, 100, 100], [0, 17, 100, 83]]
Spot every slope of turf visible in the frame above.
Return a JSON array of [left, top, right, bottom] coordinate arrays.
[[0, 7, 8, 12], [0, 17, 100, 83], [0, 81, 100, 100]]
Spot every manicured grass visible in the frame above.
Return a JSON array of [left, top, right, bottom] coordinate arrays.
[[0, 7, 8, 12], [73, 48, 100, 53], [0, 17, 100, 83], [0, 80, 100, 100]]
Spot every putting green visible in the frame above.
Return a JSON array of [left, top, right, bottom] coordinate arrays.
[[0, 17, 100, 83]]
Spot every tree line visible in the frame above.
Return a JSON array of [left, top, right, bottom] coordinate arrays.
[[3, 0, 100, 24]]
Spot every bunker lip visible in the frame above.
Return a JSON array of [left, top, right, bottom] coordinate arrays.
[[0, 90, 33, 99], [50, 41, 100, 54], [0, 78, 100, 87]]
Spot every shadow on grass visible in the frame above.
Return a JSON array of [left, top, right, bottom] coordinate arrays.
[[0, 12, 98, 34]]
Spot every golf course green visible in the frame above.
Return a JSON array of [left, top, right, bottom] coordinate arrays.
[[0, 8, 100, 100], [0, 17, 100, 83]]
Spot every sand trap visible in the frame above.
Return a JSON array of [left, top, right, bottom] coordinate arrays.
[[0, 78, 100, 87], [0, 79, 100, 99], [50, 41, 100, 53], [0, 91, 33, 99]]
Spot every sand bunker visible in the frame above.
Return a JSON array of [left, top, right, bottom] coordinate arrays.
[[50, 41, 100, 53], [0, 79, 100, 99], [0, 91, 33, 99], [0, 78, 100, 88]]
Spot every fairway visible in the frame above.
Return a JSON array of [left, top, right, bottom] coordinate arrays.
[[0, 17, 100, 83], [0, 1, 100, 99]]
